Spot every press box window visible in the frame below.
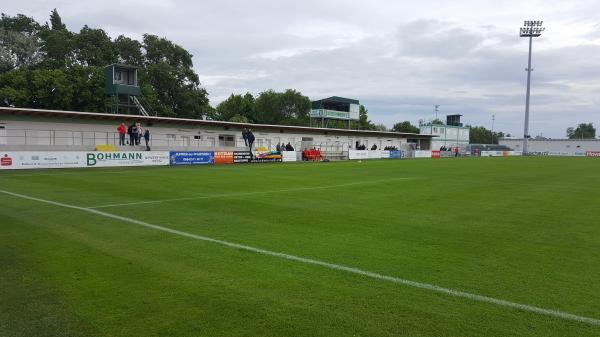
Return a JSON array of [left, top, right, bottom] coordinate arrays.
[[218, 134, 235, 147]]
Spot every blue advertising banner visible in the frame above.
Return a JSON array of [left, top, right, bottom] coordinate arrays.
[[169, 151, 214, 165], [389, 150, 402, 159]]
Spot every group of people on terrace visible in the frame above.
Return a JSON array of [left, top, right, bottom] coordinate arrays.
[[275, 142, 294, 152], [117, 122, 150, 151]]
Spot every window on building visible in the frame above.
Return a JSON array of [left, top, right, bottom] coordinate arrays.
[[193, 135, 202, 140], [218, 134, 235, 147]]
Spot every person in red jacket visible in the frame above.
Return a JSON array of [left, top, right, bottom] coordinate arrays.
[[117, 122, 126, 146]]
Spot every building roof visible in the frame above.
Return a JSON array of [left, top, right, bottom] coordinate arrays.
[[311, 96, 359, 109], [0, 107, 434, 138]]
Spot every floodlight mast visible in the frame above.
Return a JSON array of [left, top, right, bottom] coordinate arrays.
[[520, 20, 545, 154]]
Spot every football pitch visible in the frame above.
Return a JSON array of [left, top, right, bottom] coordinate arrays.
[[1, 157, 599, 337]]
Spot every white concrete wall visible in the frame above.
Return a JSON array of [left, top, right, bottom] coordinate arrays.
[[0, 118, 413, 152], [500, 138, 600, 154]]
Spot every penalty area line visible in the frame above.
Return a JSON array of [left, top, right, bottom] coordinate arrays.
[[1, 189, 599, 327]]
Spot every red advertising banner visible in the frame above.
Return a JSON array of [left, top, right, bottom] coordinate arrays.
[[431, 150, 441, 158], [214, 151, 234, 164]]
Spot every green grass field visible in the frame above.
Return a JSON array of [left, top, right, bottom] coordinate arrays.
[[1, 157, 599, 337]]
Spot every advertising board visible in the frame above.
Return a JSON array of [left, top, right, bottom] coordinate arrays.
[[214, 151, 234, 164], [389, 150, 401, 159], [414, 150, 432, 158], [1, 151, 171, 169], [233, 151, 253, 163], [0, 151, 85, 170], [169, 151, 214, 165], [431, 150, 440, 158], [281, 151, 297, 162], [85, 151, 170, 167], [586, 151, 600, 157], [348, 150, 369, 160]]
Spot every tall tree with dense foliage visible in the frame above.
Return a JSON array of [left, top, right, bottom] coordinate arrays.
[[355, 104, 376, 130], [469, 125, 504, 144], [0, 9, 211, 118], [253, 89, 310, 125], [567, 123, 596, 139], [391, 121, 419, 133], [215, 92, 255, 122]]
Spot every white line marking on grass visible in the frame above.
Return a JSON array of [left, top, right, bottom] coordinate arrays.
[[87, 178, 414, 209], [1, 189, 599, 327]]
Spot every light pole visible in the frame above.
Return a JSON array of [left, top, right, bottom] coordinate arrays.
[[520, 20, 544, 154], [491, 114, 495, 144], [434, 105, 440, 120]]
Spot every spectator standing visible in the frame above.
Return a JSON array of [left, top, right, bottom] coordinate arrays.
[[276, 143, 282, 152], [143, 129, 151, 151], [242, 127, 248, 146], [247, 129, 255, 150], [135, 122, 143, 145], [117, 122, 126, 146], [285, 142, 294, 151], [128, 122, 137, 146]]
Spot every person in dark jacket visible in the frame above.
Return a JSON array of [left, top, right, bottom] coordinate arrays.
[[276, 142, 282, 152], [143, 129, 151, 151], [242, 127, 248, 146], [285, 142, 294, 151], [247, 129, 255, 151], [128, 123, 137, 146]]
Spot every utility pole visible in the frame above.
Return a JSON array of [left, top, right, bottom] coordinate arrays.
[[520, 20, 545, 155], [491, 114, 495, 144], [434, 105, 440, 120]]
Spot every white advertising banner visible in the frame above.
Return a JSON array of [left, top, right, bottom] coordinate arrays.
[[85, 151, 170, 167], [0, 151, 85, 170], [380, 150, 390, 159], [0, 151, 170, 170], [481, 151, 523, 157], [281, 151, 297, 162], [368, 150, 382, 159], [414, 150, 432, 158], [349, 150, 369, 160]]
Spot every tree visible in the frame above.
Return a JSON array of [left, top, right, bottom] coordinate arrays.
[[253, 89, 310, 125], [391, 121, 419, 133], [0, 14, 42, 71], [374, 124, 387, 131], [216, 92, 255, 122], [567, 123, 596, 139], [49, 8, 65, 30], [468, 125, 504, 144], [356, 104, 376, 130], [114, 35, 143, 66], [38, 9, 74, 68], [141, 34, 210, 118], [0, 10, 212, 118], [431, 118, 444, 125], [74, 25, 115, 66]]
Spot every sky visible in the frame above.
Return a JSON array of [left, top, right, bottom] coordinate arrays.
[[3, 0, 600, 137]]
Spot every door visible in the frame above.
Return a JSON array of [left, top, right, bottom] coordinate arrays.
[[0, 125, 5, 145]]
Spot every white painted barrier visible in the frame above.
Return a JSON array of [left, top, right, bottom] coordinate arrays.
[[480, 151, 523, 157], [414, 150, 432, 158], [349, 150, 369, 160], [0, 151, 170, 170], [281, 151, 297, 162]]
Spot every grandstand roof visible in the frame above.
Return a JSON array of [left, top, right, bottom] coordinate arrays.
[[0, 107, 434, 138]]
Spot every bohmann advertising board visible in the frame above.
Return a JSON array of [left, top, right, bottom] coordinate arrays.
[[1, 151, 170, 169], [85, 151, 170, 167]]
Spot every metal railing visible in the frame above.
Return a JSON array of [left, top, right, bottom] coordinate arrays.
[[2, 128, 216, 149]]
